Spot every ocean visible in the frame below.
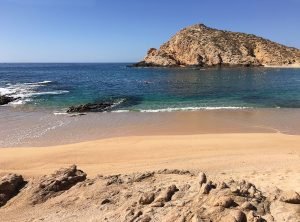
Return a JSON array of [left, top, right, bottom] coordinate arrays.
[[1, 63, 300, 147], [1, 63, 300, 112]]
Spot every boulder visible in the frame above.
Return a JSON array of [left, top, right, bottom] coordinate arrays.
[[139, 192, 155, 205], [213, 196, 235, 208], [0, 173, 25, 207], [30, 165, 86, 204], [241, 202, 257, 211], [201, 181, 215, 194], [198, 172, 207, 187], [155, 185, 179, 203], [67, 102, 115, 113], [279, 191, 300, 204], [230, 210, 247, 222], [0, 95, 18, 105]]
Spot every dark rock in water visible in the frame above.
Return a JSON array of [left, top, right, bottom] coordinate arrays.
[[0, 173, 25, 207], [67, 102, 114, 113], [0, 95, 18, 105], [130, 61, 168, 68], [30, 165, 86, 204], [66, 96, 143, 113]]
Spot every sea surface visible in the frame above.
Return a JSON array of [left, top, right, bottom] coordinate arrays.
[[1, 63, 300, 147], [1, 63, 300, 112]]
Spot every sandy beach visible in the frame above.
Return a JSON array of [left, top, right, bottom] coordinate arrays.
[[1, 131, 300, 221], [1, 132, 299, 192]]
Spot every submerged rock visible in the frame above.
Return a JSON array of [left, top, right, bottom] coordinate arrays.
[[135, 24, 300, 68], [0, 174, 25, 207], [67, 102, 114, 113]]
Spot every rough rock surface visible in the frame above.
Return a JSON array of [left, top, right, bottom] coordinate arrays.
[[67, 102, 115, 113], [135, 24, 300, 67], [0, 174, 25, 207], [30, 165, 86, 204], [279, 190, 300, 204], [0, 167, 299, 222], [0, 95, 18, 105]]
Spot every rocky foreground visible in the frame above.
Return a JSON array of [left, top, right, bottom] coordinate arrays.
[[0, 165, 299, 221], [135, 24, 300, 68]]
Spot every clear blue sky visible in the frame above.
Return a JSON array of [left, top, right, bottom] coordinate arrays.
[[0, 0, 299, 63]]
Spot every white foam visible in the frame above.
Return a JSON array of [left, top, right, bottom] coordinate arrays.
[[139, 106, 250, 112], [111, 106, 251, 113], [111, 98, 126, 108], [53, 112, 68, 116], [29, 90, 69, 96], [38, 80, 52, 84], [23, 80, 52, 86], [9, 98, 32, 105], [112, 110, 130, 113], [0, 87, 13, 96], [0, 81, 67, 105]]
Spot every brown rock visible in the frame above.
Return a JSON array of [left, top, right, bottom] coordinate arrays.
[[241, 202, 257, 211], [0, 174, 25, 207], [279, 190, 300, 204], [30, 165, 86, 204], [139, 192, 155, 205], [213, 196, 235, 208], [230, 210, 247, 222], [156, 185, 178, 202], [198, 172, 207, 187], [136, 24, 300, 68], [201, 181, 215, 194], [139, 215, 152, 222]]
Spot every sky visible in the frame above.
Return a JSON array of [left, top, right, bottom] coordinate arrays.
[[0, 0, 299, 63]]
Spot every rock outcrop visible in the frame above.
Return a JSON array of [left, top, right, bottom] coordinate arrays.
[[30, 165, 86, 204], [135, 24, 300, 67], [0, 167, 299, 221], [67, 102, 115, 113], [0, 95, 18, 105], [0, 174, 25, 207]]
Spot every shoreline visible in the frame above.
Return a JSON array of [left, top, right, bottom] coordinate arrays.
[[2, 108, 300, 148], [1, 111, 300, 221]]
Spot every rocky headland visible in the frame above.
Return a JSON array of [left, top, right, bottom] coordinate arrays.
[[134, 24, 300, 68], [1, 165, 299, 222]]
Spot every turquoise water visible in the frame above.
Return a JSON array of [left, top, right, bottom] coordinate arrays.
[[1, 63, 300, 112]]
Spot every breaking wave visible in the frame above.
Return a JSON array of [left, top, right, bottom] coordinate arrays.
[[113, 106, 251, 113], [0, 80, 68, 105]]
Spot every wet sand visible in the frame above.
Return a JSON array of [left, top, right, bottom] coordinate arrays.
[[1, 108, 300, 190], [1, 109, 300, 222], [1, 108, 300, 147]]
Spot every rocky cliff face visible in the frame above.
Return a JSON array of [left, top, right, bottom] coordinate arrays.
[[136, 24, 300, 67]]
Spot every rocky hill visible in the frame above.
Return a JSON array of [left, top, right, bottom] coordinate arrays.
[[135, 24, 300, 67], [1, 165, 299, 221]]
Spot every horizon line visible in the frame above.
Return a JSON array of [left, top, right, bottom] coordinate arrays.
[[0, 62, 135, 64]]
